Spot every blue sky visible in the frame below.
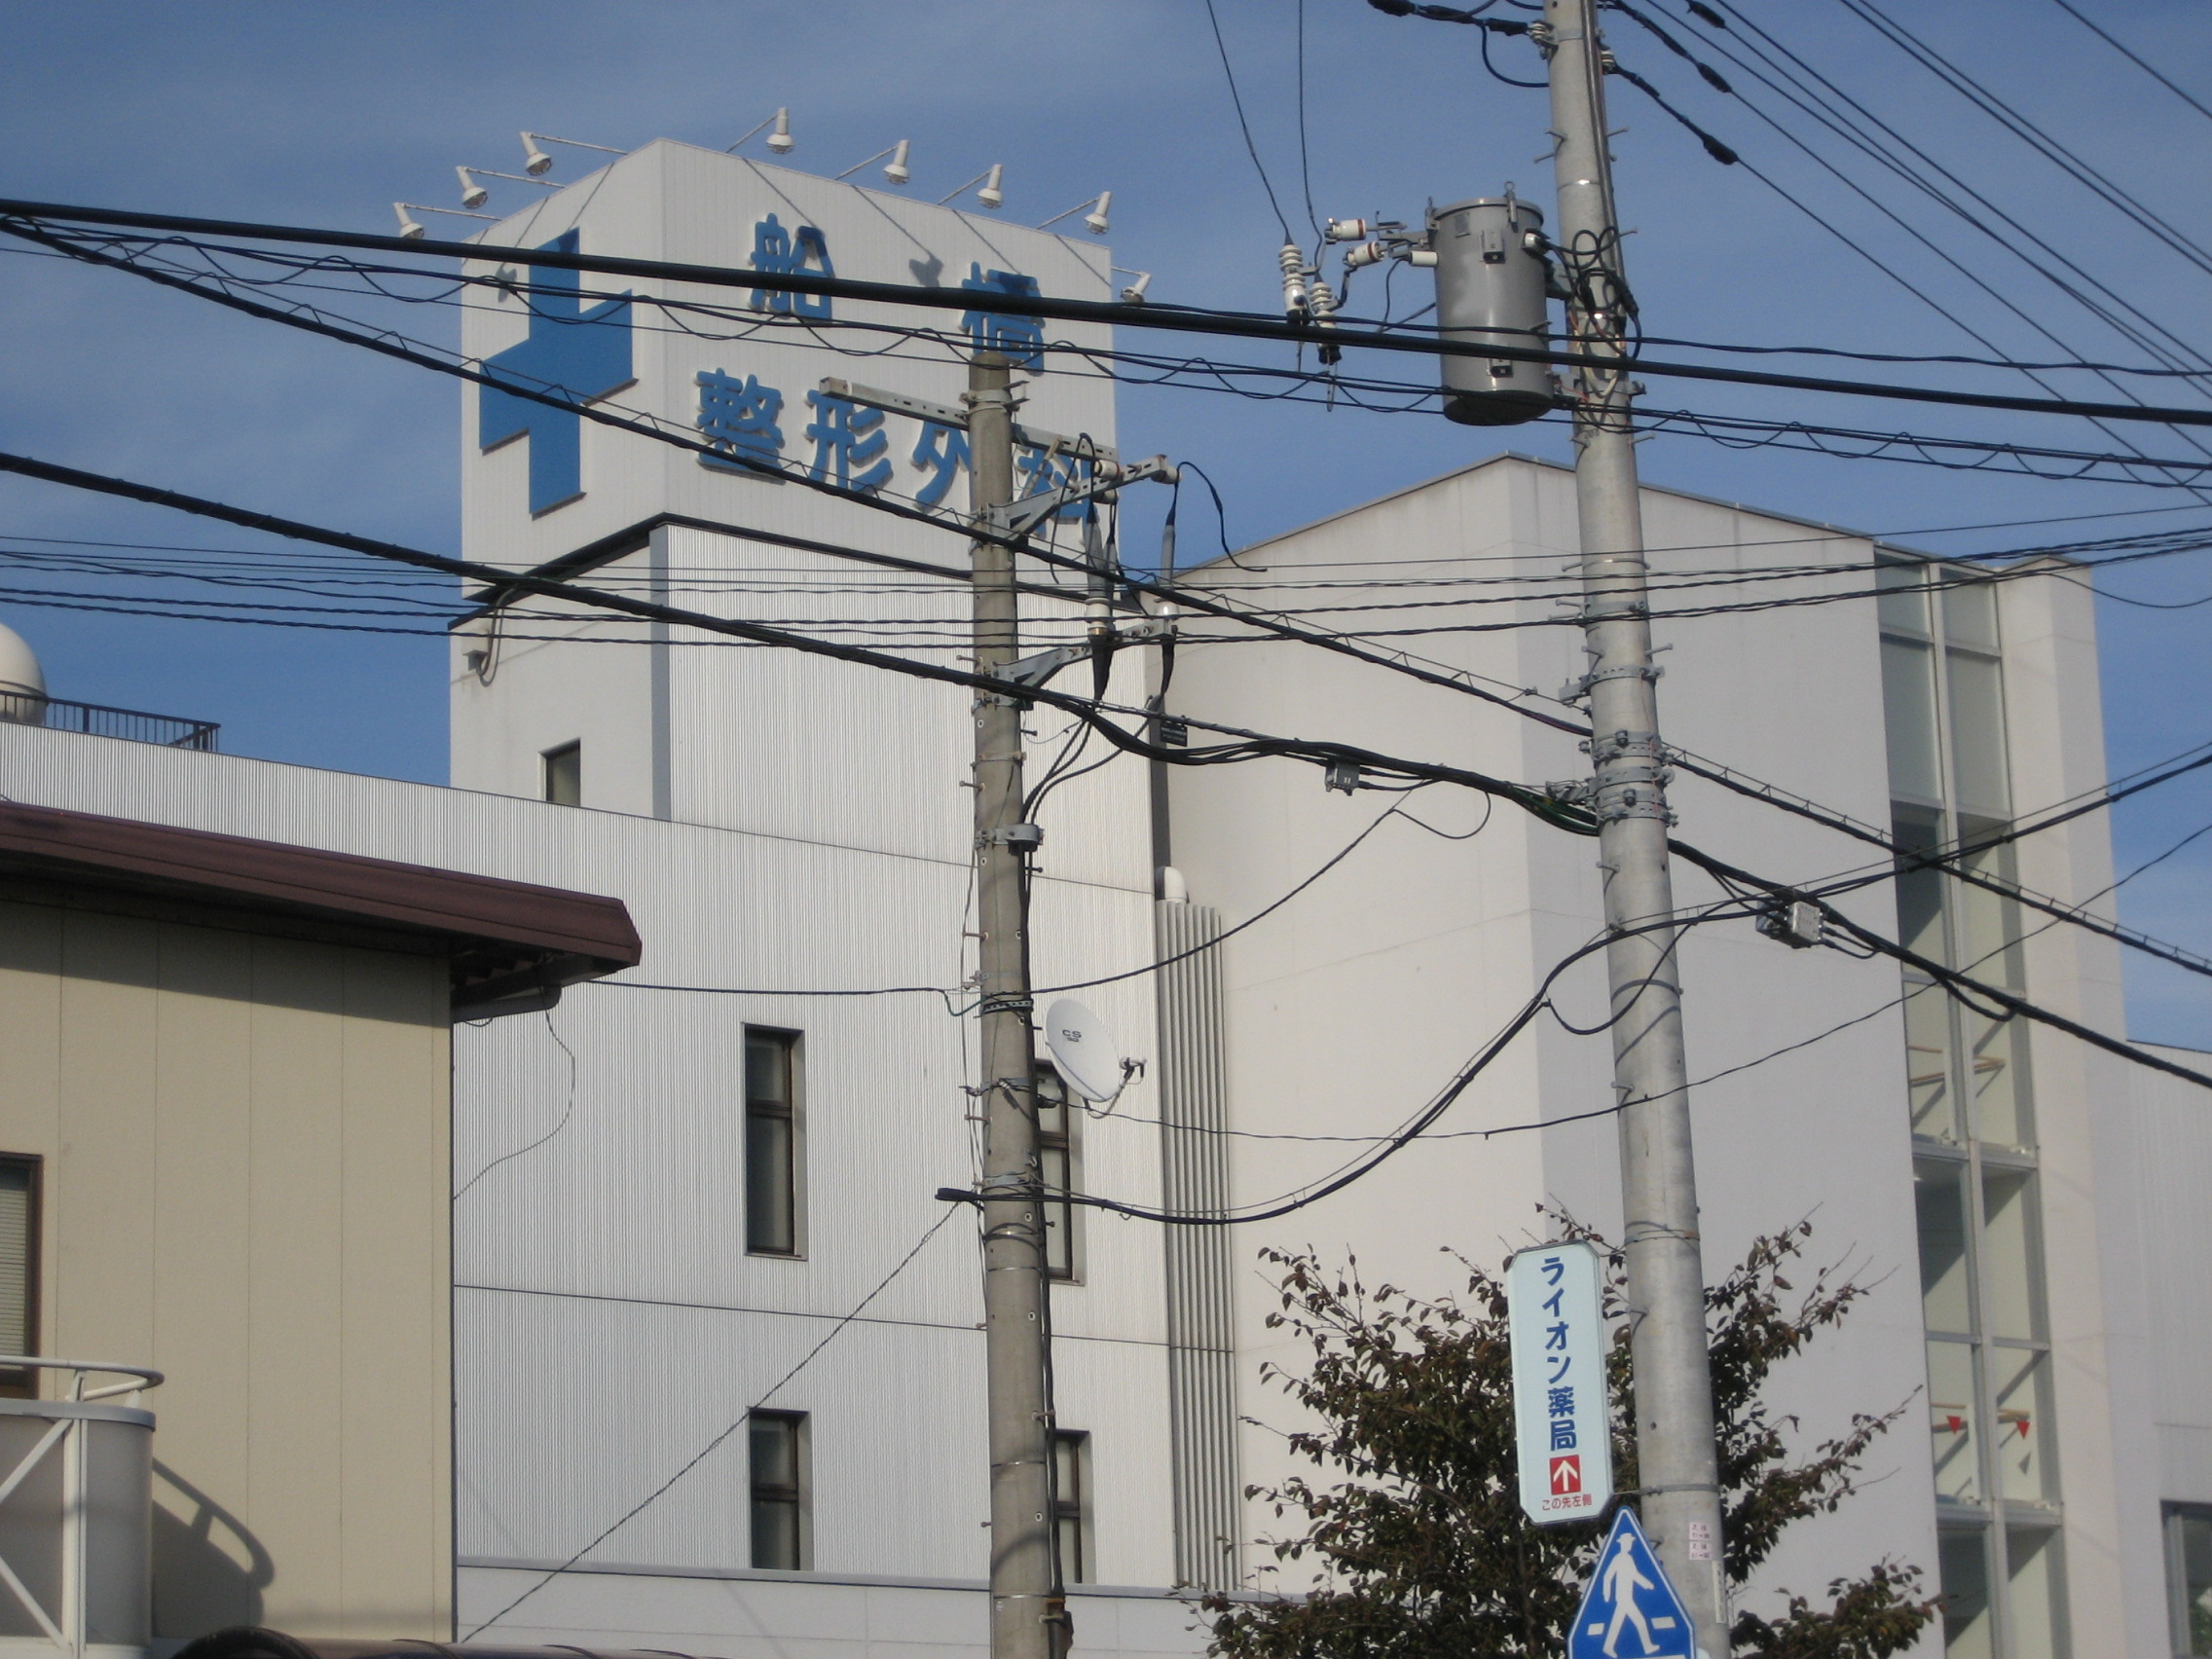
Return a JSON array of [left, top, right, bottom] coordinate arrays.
[[1, 0, 2208, 1041]]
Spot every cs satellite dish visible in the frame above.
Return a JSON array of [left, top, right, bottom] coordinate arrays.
[[1044, 998, 1124, 1103]]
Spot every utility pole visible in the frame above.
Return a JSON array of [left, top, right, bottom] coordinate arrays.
[[966, 350, 1061, 1659], [1542, 1, 1728, 1651]]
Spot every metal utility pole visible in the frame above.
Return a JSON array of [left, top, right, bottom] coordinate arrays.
[[966, 350, 1061, 1659], [1542, 0, 1728, 1650]]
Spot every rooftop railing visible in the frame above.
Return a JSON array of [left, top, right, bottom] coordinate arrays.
[[0, 694, 219, 752]]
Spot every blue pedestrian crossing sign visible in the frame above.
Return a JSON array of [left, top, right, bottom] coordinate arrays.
[[1567, 1508, 1697, 1659]]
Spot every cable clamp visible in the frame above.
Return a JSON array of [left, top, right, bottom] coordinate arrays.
[[1586, 729, 1666, 764], [1558, 662, 1663, 704], [1544, 777, 1595, 807], [977, 993, 1035, 1018], [1593, 784, 1676, 826]]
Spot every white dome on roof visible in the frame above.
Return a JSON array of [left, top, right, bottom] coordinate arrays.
[[0, 623, 47, 725]]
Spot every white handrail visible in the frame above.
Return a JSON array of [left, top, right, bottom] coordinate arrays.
[[0, 1357, 166, 1404]]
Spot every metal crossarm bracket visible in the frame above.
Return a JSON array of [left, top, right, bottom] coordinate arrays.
[[981, 617, 1177, 694], [988, 454, 1178, 538], [817, 378, 1121, 467]]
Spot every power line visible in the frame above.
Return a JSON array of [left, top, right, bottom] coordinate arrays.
[[2043, 0, 2212, 128], [1668, 838, 2212, 1094], [42, 224, 2212, 494], [14, 443, 2211, 1104], [16, 206, 2212, 431], [1202, 0, 1297, 244]]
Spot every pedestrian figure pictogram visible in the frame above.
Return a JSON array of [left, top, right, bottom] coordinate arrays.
[[1567, 1509, 1696, 1659]]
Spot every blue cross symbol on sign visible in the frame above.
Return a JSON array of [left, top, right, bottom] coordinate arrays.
[[478, 230, 634, 515], [1567, 1509, 1696, 1659]]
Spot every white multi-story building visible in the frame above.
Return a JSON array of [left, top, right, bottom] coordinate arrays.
[[1, 139, 2205, 1659]]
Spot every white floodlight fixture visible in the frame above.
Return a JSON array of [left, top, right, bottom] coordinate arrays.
[[937, 163, 1007, 210], [727, 106, 795, 156], [521, 132, 627, 177], [834, 139, 914, 186], [1038, 191, 1112, 237], [395, 202, 496, 240], [460, 165, 559, 208], [1114, 268, 1152, 303]]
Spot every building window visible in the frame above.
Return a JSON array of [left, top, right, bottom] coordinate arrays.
[[1879, 559, 2064, 1658], [0, 1159, 37, 1397], [2169, 1505, 2212, 1656], [1052, 1429, 1088, 1584], [1035, 1065, 1079, 1282], [746, 1030, 801, 1257], [748, 1410, 808, 1570], [542, 741, 582, 806]]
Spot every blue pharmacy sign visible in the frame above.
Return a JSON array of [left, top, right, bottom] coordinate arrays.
[[1506, 1239, 1612, 1524], [478, 231, 635, 514], [1568, 1508, 1697, 1659]]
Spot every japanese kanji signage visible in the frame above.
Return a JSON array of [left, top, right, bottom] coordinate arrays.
[[1506, 1239, 1612, 1525]]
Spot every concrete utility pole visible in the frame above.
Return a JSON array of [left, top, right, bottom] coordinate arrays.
[[966, 350, 1061, 1659], [1541, 1, 1729, 1651]]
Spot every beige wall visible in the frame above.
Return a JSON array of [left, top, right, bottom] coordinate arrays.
[[0, 896, 453, 1641]]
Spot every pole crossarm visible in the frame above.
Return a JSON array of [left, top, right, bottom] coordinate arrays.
[[7, 199, 2212, 426]]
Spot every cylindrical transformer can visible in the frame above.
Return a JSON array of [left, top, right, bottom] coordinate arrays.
[[1429, 196, 1552, 426]]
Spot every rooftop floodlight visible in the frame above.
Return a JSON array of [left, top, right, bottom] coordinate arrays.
[[834, 139, 913, 186], [394, 202, 497, 240], [521, 132, 628, 177], [460, 164, 560, 208], [1038, 191, 1112, 237], [937, 163, 1006, 210], [727, 106, 796, 156], [1114, 268, 1152, 303]]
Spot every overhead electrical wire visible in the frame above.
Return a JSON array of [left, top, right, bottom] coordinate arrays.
[[2043, 0, 2212, 128], [27, 224, 2212, 494], [13, 205, 2212, 433], [1201, 0, 1298, 244], [11, 443, 2212, 1112], [1670, 0, 2212, 468], [12, 428, 2207, 997], [1605, 0, 2212, 505]]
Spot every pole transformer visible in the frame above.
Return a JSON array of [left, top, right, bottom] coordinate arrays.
[[1542, 0, 1729, 1649], [967, 351, 1061, 1659]]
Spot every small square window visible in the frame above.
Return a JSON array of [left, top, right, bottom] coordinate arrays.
[[542, 742, 582, 807]]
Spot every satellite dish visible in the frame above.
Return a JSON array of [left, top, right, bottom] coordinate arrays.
[[1044, 998, 1124, 1103]]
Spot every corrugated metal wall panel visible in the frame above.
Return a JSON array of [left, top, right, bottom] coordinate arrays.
[[1153, 903, 1239, 1591], [0, 728, 1177, 1587]]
